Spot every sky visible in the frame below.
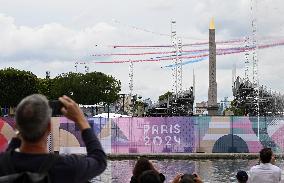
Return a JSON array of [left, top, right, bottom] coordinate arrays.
[[0, 0, 284, 103]]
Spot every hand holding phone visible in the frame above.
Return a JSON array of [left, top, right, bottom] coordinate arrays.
[[49, 100, 64, 116], [192, 173, 203, 183], [59, 95, 90, 130]]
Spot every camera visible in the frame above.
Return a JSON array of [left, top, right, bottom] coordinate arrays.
[[49, 100, 64, 116]]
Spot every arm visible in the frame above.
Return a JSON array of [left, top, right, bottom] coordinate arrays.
[[6, 137, 21, 151], [59, 128, 107, 182], [6, 130, 21, 151], [71, 128, 107, 181], [59, 96, 107, 181]]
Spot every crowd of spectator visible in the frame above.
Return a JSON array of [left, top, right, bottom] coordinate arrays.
[[129, 147, 281, 183]]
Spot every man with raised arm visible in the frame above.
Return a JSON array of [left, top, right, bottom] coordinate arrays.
[[0, 94, 107, 183]]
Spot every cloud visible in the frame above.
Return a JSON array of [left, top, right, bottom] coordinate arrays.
[[0, 14, 118, 62], [144, 0, 176, 10], [0, 0, 284, 103]]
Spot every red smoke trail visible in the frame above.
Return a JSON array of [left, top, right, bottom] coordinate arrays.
[[92, 40, 284, 64], [110, 38, 244, 48]]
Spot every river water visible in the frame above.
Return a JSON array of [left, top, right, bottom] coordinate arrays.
[[91, 159, 284, 183]]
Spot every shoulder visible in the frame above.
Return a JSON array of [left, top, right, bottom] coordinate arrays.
[[57, 154, 82, 165], [56, 154, 91, 168], [0, 152, 8, 174], [250, 164, 260, 171], [0, 151, 9, 157], [49, 154, 79, 176], [271, 164, 281, 172], [249, 164, 262, 175], [0, 151, 14, 167], [0, 152, 5, 160]]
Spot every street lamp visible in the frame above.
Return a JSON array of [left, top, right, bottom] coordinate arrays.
[[119, 94, 126, 114], [105, 86, 111, 119]]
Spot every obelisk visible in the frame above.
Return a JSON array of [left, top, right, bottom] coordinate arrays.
[[208, 18, 218, 115]]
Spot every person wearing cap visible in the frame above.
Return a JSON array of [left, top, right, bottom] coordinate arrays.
[[249, 148, 281, 183], [236, 170, 248, 183]]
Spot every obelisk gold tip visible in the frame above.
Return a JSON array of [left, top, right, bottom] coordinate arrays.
[[210, 17, 215, 30]]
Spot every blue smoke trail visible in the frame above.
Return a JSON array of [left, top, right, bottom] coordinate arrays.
[[164, 57, 208, 68]]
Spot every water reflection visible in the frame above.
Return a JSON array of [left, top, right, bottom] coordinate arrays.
[[91, 159, 284, 183]]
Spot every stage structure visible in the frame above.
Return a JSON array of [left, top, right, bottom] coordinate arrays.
[[233, 77, 284, 116], [147, 88, 194, 117]]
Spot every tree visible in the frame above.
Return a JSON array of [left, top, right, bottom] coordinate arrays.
[[82, 72, 121, 104], [0, 68, 121, 106], [50, 72, 121, 104], [159, 91, 173, 101], [0, 68, 38, 107], [37, 78, 55, 100], [50, 72, 84, 101], [226, 100, 245, 116]]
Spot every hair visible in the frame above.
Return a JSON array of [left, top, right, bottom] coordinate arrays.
[[237, 179, 248, 183], [133, 158, 157, 179], [15, 94, 52, 142], [259, 148, 273, 163], [139, 170, 162, 183], [236, 170, 248, 183]]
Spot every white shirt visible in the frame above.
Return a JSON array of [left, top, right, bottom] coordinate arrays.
[[249, 163, 281, 183]]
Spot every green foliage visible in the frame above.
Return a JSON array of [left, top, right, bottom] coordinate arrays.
[[37, 78, 55, 99], [227, 100, 246, 116], [0, 68, 121, 106], [80, 72, 121, 104], [51, 72, 84, 101], [134, 100, 144, 108], [159, 91, 173, 101], [0, 68, 38, 107], [50, 71, 121, 104]]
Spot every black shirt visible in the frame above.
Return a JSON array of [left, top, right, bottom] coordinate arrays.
[[0, 128, 107, 183]]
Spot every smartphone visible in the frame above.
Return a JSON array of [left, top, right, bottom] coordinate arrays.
[[49, 100, 64, 116], [181, 174, 195, 182]]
